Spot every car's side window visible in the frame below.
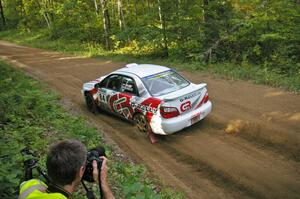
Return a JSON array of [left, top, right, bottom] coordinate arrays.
[[99, 76, 109, 88], [107, 75, 122, 91], [121, 76, 138, 95]]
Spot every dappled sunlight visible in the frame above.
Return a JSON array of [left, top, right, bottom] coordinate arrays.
[[11, 59, 27, 68], [264, 91, 285, 98], [40, 51, 60, 55], [262, 111, 300, 122], [289, 113, 300, 121], [58, 56, 86, 60], [262, 111, 282, 122]]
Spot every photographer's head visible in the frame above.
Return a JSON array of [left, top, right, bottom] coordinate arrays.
[[46, 140, 87, 189]]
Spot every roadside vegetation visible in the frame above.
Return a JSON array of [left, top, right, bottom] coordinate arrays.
[[0, 0, 299, 92], [0, 61, 183, 199]]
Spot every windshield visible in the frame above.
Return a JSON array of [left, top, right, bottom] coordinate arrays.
[[142, 70, 190, 97]]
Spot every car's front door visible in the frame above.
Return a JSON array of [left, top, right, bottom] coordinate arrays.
[[97, 74, 122, 111]]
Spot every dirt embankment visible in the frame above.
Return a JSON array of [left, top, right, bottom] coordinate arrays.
[[1, 41, 300, 199]]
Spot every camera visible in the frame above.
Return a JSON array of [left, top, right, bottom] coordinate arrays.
[[82, 146, 106, 182]]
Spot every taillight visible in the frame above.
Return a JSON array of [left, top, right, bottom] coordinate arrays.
[[195, 92, 209, 109], [160, 106, 180, 119], [203, 92, 209, 103]]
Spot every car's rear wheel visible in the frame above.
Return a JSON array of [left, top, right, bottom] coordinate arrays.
[[133, 113, 150, 134], [85, 92, 97, 113]]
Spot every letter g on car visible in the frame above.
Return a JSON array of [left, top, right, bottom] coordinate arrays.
[[180, 101, 191, 112]]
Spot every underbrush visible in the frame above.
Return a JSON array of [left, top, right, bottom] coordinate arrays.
[[0, 61, 183, 199], [0, 29, 299, 93]]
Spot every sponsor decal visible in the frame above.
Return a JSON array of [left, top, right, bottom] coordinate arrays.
[[109, 94, 133, 119], [143, 70, 172, 81], [180, 101, 191, 112], [99, 89, 108, 103], [179, 90, 201, 102], [130, 102, 158, 114], [113, 97, 127, 112]]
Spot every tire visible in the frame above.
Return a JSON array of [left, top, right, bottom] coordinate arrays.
[[85, 92, 97, 113], [133, 113, 150, 134]]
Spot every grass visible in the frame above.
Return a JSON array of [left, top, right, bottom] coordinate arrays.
[[0, 29, 299, 93], [0, 61, 183, 199]]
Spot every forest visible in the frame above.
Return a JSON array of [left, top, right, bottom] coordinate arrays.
[[0, 0, 299, 80]]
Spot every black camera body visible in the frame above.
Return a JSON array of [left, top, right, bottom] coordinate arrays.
[[82, 146, 106, 182]]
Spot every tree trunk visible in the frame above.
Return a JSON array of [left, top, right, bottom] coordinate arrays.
[[19, 0, 29, 30], [202, 24, 241, 63], [203, 0, 209, 22], [117, 0, 126, 31], [134, 0, 138, 21], [100, 0, 111, 50], [37, 0, 53, 29], [0, 0, 5, 28], [157, 0, 168, 57], [147, 0, 151, 12], [93, 0, 99, 16], [43, 14, 51, 29]]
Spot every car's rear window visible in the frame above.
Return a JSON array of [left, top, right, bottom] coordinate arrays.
[[142, 70, 190, 97]]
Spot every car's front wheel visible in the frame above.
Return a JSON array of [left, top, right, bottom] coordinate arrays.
[[133, 113, 150, 134], [85, 92, 97, 113]]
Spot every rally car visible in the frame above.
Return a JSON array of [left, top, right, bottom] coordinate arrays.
[[82, 63, 212, 137]]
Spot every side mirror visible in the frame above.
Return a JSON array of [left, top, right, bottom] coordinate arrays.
[[95, 83, 101, 89]]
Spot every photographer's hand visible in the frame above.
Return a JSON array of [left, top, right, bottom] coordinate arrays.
[[92, 157, 115, 199]]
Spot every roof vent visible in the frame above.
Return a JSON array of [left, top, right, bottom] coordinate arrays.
[[126, 63, 138, 68]]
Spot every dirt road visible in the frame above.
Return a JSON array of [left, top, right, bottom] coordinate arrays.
[[1, 41, 299, 199]]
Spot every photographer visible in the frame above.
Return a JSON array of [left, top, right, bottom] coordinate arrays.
[[19, 140, 115, 199]]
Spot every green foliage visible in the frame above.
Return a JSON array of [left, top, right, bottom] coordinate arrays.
[[1, 0, 299, 72], [111, 162, 183, 199], [0, 0, 299, 92], [0, 60, 101, 198], [0, 61, 183, 198], [230, 1, 300, 71]]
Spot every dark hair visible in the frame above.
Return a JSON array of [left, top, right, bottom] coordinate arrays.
[[46, 140, 87, 186]]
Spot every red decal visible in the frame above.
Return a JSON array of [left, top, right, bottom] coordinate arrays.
[[141, 97, 161, 107], [109, 93, 133, 119], [140, 97, 161, 121], [180, 101, 191, 112]]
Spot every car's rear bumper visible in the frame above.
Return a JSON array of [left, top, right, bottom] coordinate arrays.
[[151, 101, 212, 135]]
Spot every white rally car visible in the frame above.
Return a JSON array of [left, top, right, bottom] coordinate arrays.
[[82, 63, 212, 137]]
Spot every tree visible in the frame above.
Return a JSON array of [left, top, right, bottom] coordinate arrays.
[[0, 0, 5, 29], [37, 0, 54, 29], [157, 0, 168, 57], [1, 0, 298, 73], [100, 0, 111, 50], [117, 0, 126, 31]]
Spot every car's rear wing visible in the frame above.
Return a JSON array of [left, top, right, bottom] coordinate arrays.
[[163, 83, 207, 102]]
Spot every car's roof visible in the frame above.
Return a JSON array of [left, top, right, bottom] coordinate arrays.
[[115, 64, 170, 78]]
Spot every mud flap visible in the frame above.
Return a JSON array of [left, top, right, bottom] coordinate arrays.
[[148, 128, 158, 144]]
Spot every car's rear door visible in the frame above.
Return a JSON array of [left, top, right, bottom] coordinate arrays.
[[97, 74, 122, 111], [98, 74, 137, 119]]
